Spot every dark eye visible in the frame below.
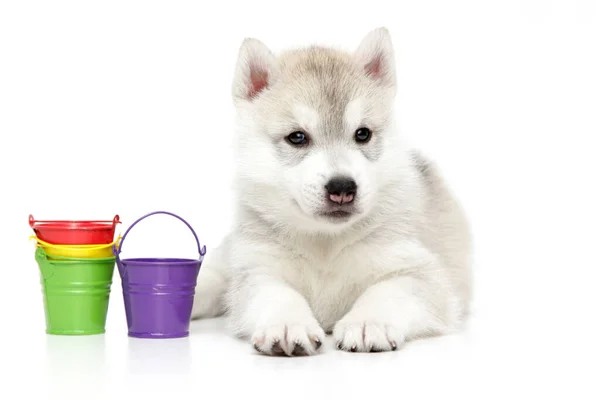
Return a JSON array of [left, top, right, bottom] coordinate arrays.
[[287, 131, 308, 146], [355, 127, 372, 143]]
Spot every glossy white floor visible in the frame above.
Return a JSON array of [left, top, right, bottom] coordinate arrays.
[[3, 258, 598, 400]]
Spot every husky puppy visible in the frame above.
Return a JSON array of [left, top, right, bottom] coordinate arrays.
[[191, 27, 472, 356]]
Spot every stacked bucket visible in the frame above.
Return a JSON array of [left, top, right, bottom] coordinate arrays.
[[29, 214, 121, 335], [29, 211, 206, 339]]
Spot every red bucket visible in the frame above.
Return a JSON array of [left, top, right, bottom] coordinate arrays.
[[29, 214, 121, 245]]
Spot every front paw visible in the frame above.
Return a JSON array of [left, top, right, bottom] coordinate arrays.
[[251, 322, 325, 357], [333, 319, 405, 353]]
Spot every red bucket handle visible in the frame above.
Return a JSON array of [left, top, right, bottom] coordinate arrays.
[[29, 214, 120, 228], [113, 211, 206, 260]]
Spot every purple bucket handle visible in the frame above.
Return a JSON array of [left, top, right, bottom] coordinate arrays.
[[113, 211, 207, 266]]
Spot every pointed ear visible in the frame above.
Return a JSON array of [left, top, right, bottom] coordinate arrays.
[[232, 38, 277, 102], [353, 27, 396, 92]]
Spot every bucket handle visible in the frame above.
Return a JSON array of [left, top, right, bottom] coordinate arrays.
[[35, 247, 55, 280], [29, 214, 120, 228], [113, 211, 206, 260]]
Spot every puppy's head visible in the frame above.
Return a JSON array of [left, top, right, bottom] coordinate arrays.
[[231, 28, 400, 233]]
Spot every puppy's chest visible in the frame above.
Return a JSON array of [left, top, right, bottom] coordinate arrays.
[[279, 251, 381, 329]]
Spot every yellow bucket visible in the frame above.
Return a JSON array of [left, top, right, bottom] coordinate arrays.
[[30, 236, 121, 258]]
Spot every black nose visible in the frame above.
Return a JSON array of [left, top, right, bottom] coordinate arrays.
[[325, 177, 357, 204]]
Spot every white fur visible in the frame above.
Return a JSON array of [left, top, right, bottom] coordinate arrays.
[[292, 104, 320, 134], [344, 98, 365, 132], [192, 27, 472, 356]]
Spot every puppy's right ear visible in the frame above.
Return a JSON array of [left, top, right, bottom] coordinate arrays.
[[232, 38, 277, 103]]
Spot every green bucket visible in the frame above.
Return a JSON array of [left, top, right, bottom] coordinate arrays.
[[34, 247, 116, 335]]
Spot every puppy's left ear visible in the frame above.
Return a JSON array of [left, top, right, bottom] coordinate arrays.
[[353, 27, 396, 93], [232, 38, 278, 103]]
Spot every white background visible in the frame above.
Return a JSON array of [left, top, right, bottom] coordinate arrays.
[[1, 0, 599, 399]]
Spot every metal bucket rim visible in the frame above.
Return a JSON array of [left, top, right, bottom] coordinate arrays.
[[120, 258, 202, 266], [29, 214, 120, 230], [121, 257, 201, 262], [35, 247, 116, 264]]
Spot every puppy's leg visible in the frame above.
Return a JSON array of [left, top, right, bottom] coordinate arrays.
[[228, 275, 325, 357], [191, 242, 228, 319], [334, 251, 465, 352], [191, 267, 227, 319]]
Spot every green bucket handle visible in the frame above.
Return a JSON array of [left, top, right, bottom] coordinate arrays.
[[35, 247, 55, 280]]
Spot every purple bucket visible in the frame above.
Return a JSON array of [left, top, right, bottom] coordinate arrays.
[[113, 211, 206, 339]]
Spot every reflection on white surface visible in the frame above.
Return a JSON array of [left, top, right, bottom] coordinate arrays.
[[44, 334, 109, 397], [45, 334, 107, 373], [126, 336, 192, 376]]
